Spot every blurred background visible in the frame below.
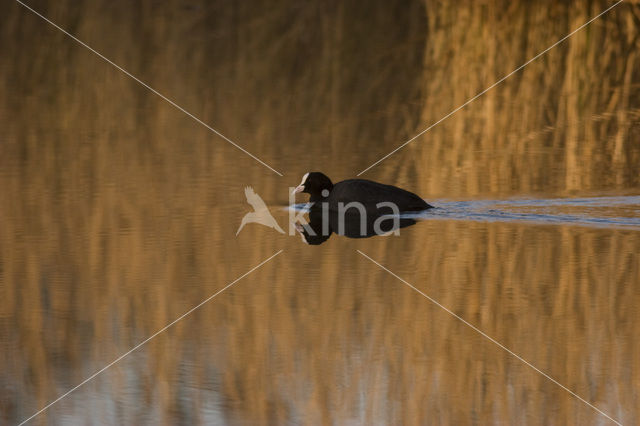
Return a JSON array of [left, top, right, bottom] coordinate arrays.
[[1, 0, 639, 424]]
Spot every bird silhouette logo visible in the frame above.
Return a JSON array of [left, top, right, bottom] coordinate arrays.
[[236, 186, 285, 235]]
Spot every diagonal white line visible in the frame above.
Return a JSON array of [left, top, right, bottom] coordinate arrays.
[[357, 250, 622, 425], [15, 0, 284, 177], [357, 0, 625, 176], [18, 250, 284, 426]]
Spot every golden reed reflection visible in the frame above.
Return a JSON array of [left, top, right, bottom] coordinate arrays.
[[1, 0, 639, 424]]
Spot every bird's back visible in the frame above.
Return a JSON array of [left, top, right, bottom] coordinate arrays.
[[329, 179, 431, 212]]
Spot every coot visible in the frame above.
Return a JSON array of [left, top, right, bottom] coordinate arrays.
[[292, 172, 432, 212]]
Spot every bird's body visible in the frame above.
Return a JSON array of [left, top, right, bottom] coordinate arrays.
[[329, 178, 430, 212], [293, 172, 432, 212], [236, 187, 284, 235]]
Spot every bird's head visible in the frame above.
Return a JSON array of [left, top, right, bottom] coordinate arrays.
[[292, 172, 333, 201]]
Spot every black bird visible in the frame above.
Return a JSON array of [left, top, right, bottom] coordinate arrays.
[[292, 172, 432, 212]]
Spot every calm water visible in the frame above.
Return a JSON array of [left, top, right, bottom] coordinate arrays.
[[2, 1, 640, 425]]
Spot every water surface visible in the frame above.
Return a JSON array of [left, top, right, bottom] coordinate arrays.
[[1, 1, 640, 425]]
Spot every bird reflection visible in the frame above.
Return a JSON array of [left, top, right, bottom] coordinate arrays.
[[294, 205, 417, 245]]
